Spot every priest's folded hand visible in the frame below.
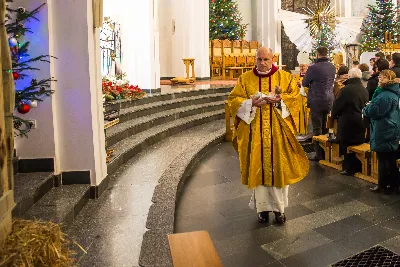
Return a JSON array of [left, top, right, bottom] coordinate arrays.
[[252, 95, 267, 107]]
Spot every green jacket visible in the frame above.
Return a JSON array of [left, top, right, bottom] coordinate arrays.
[[363, 82, 400, 152]]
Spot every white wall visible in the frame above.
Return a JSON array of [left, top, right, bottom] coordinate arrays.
[[12, 0, 56, 160], [160, 0, 209, 79], [237, 0, 252, 40]]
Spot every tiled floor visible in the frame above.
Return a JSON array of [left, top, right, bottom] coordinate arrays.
[[175, 142, 400, 267]]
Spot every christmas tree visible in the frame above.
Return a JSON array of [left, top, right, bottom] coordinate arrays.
[[209, 0, 248, 40], [310, 23, 336, 61], [5, 1, 55, 137], [360, 0, 400, 52]]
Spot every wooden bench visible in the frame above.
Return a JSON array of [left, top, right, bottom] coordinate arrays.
[[168, 231, 223, 267], [312, 135, 342, 170], [347, 143, 377, 184]]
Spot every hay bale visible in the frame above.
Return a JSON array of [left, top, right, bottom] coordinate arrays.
[[0, 220, 78, 266]]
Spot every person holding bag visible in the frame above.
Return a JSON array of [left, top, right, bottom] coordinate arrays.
[[363, 70, 400, 194]]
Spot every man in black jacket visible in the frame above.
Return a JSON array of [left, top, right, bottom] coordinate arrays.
[[302, 47, 336, 160], [391, 53, 400, 78]]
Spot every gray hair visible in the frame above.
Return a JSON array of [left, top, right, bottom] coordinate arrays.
[[348, 68, 362, 79]]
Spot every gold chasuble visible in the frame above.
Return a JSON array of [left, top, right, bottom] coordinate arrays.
[[294, 74, 310, 135], [228, 66, 309, 189]]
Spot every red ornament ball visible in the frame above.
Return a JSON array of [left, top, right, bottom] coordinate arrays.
[[13, 71, 20, 80], [17, 103, 30, 114]]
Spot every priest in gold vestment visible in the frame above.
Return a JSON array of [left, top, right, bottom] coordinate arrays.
[[228, 47, 309, 223]]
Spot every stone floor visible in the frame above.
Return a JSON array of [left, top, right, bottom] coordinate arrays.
[[67, 120, 225, 267], [176, 143, 400, 267]]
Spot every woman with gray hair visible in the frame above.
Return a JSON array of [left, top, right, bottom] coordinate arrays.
[[331, 68, 369, 176]]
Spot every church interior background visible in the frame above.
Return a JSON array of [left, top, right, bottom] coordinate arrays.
[[1, 0, 400, 266]]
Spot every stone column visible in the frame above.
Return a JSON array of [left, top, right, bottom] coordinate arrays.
[[47, 0, 107, 185], [161, 0, 209, 79], [254, 0, 282, 63]]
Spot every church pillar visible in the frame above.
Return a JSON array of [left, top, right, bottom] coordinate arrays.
[[165, 0, 210, 79], [48, 0, 107, 185], [254, 0, 282, 62]]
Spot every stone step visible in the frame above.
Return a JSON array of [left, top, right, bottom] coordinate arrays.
[[107, 109, 225, 175], [23, 184, 90, 229], [106, 100, 225, 148], [104, 86, 232, 112], [117, 92, 228, 124], [13, 172, 55, 218], [139, 128, 226, 267], [67, 120, 225, 265]]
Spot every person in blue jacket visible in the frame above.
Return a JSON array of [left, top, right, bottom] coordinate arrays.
[[363, 70, 400, 194]]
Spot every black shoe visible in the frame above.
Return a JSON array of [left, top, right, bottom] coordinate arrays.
[[392, 187, 400, 195], [258, 211, 269, 223], [308, 155, 320, 161], [340, 170, 355, 176], [370, 185, 383, 193], [274, 212, 286, 224]]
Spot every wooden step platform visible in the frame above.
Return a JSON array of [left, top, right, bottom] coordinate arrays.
[[168, 231, 222, 267]]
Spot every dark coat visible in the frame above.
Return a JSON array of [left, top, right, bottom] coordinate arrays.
[[302, 57, 336, 113], [331, 78, 369, 144], [366, 72, 379, 100], [391, 64, 400, 78], [363, 82, 400, 152]]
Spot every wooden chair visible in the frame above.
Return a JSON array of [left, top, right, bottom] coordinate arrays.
[[246, 55, 255, 67], [242, 40, 250, 55], [232, 40, 241, 55], [222, 39, 233, 55], [168, 231, 223, 267], [249, 41, 259, 55], [223, 55, 236, 79], [210, 40, 223, 78]]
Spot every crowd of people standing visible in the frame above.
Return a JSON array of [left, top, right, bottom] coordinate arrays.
[[302, 49, 400, 194]]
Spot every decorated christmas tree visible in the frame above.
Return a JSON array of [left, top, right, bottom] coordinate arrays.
[[360, 0, 400, 52], [310, 23, 336, 61], [5, 1, 55, 137], [209, 0, 248, 40]]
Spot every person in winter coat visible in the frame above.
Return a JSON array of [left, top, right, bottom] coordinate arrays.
[[366, 59, 390, 100], [391, 53, 400, 78], [363, 70, 400, 194], [359, 63, 371, 88], [333, 66, 349, 98], [332, 68, 369, 176], [302, 47, 336, 160]]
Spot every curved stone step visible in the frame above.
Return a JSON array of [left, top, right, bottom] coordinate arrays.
[[107, 110, 224, 175], [67, 120, 225, 265], [139, 128, 226, 267], [117, 92, 228, 124], [104, 86, 232, 112], [106, 100, 225, 148]]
